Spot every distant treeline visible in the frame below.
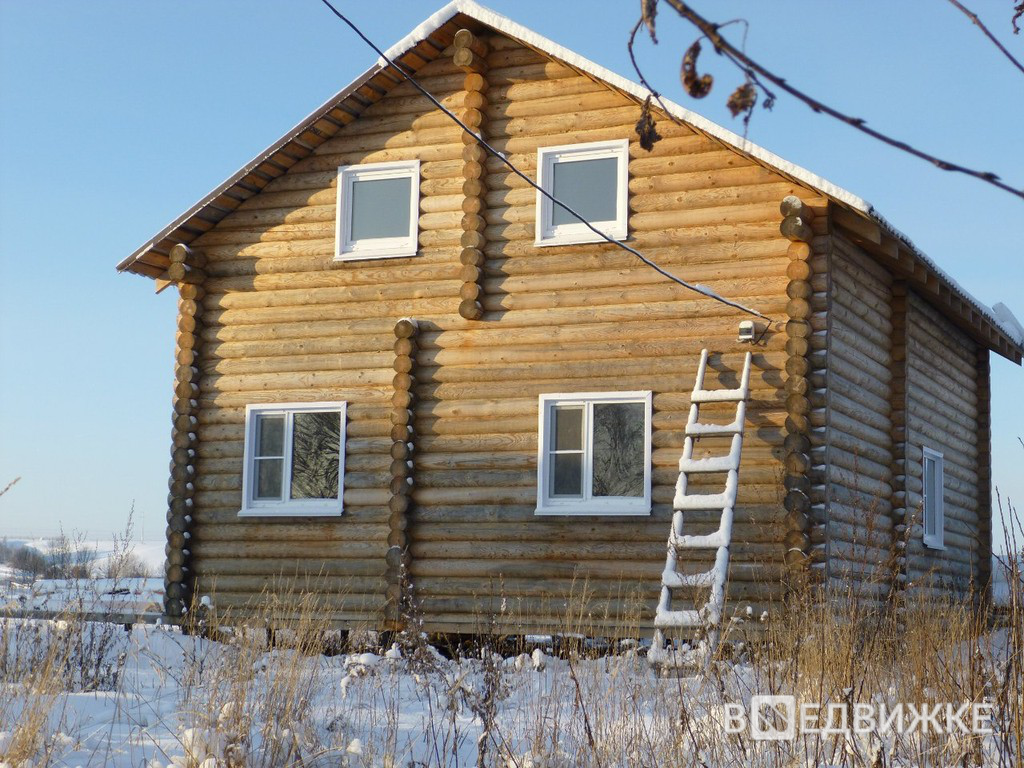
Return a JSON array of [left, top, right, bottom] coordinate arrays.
[[0, 536, 95, 580]]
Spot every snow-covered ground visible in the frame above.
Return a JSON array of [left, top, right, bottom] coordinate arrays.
[[0, 619, 1019, 768], [0, 540, 1019, 766], [1, 578, 163, 616]]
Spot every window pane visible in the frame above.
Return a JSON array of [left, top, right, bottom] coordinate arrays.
[[256, 415, 284, 457], [351, 176, 412, 240], [290, 411, 341, 500], [592, 402, 645, 498], [255, 458, 283, 500], [924, 457, 937, 536], [551, 157, 618, 226], [552, 406, 583, 451], [551, 453, 583, 497]]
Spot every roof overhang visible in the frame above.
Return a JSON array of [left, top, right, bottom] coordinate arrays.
[[117, 0, 1023, 363]]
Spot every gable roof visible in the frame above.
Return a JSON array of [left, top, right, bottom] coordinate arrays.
[[117, 0, 1023, 363]]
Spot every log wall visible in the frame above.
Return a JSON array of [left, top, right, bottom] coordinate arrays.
[[185, 51, 468, 625], [904, 292, 985, 594], [174, 33, 831, 632], [824, 235, 895, 602], [404, 35, 825, 634]]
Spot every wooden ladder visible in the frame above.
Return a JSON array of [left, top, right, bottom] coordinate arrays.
[[649, 348, 752, 669]]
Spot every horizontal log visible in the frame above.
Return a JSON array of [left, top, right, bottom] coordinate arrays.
[[486, 74, 606, 103], [906, 400, 981, 449], [193, 540, 386, 560], [827, 464, 893, 504], [485, 89, 627, 119]]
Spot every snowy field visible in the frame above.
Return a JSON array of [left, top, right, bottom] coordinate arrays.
[[0, 537, 165, 610], [0, 540, 1019, 766], [0, 538, 165, 578], [0, 608, 1021, 767]]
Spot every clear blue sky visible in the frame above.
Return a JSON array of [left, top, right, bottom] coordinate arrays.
[[1, 1, 1021, 551]]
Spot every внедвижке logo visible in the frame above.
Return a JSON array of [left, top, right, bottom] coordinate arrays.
[[723, 697, 994, 741], [748, 696, 796, 741]]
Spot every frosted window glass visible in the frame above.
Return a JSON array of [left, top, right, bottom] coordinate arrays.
[[351, 177, 411, 240], [290, 411, 341, 500], [551, 157, 617, 225], [592, 402, 645, 497]]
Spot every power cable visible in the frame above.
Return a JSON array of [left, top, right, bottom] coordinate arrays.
[[318, 0, 775, 324]]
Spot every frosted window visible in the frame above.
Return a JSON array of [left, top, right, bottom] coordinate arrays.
[[290, 411, 341, 500], [551, 158, 618, 226], [351, 177, 412, 241], [592, 402, 645, 498], [242, 404, 346, 516], [922, 448, 944, 549], [537, 392, 651, 515]]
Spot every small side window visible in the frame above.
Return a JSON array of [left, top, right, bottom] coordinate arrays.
[[922, 446, 944, 550], [240, 402, 346, 517], [536, 391, 652, 516], [336, 160, 420, 260], [535, 140, 628, 246]]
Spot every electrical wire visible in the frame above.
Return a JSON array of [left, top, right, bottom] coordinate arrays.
[[318, 0, 775, 324]]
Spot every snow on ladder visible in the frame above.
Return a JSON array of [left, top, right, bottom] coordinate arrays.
[[649, 348, 752, 670]]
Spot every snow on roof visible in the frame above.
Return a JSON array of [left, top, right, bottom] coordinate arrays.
[[119, 0, 1023, 358]]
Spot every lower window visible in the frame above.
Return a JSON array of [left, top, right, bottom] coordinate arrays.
[[239, 402, 346, 517], [922, 446, 945, 549], [536, 391, 652, 516]]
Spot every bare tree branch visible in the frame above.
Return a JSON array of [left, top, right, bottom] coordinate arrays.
[[660, 0, 1024, 202], [945, 0, 1024, 76], [627, 19, 684, 125], [0, 477, 21, 499]]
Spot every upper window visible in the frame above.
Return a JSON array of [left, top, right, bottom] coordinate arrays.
[[335, 160, 420, 260], [535, 139, 628, 246], [536, 391, 652, 516], [922, 446, 945, 550], [240, 402, 346, 517]]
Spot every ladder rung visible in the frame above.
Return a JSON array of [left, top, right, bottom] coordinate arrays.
[[654, 609, 703, 629], [673, 491, 731, 510], [687, 420, 743, 436], [690, 388, 748, 403], [669, 530, 727, 550], [677, 455, 739, 474], [661, 569, 715, 588]]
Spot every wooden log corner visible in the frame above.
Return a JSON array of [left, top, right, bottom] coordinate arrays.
[[386, 318, 419, 627], [457, 57, 489, 321], [165, 277, 204, 620], [780, 196, 818, 587]]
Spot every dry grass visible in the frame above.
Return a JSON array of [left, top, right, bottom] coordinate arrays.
[[0, 506, 1020, 767]]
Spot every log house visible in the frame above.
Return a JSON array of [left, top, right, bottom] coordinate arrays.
[[118, 1, 1023, 633]]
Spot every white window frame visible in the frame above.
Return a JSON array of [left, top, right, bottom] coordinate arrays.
[[535, 139, 629, 246], [922, 446, 945, 550], [535, 391, 652, 516], [335, 160, 420, 261], [239, 401, 346, 517]]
